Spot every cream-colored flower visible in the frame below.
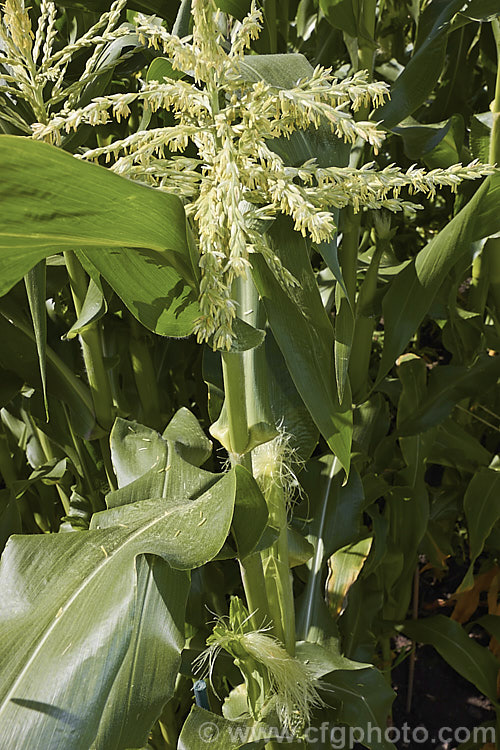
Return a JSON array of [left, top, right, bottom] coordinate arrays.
[[24, 0, 495, 349]]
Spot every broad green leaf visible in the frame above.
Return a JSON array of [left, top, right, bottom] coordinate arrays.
[[0, 136, 198, 337], [319, 0, 375, 43], [110, 418, 169, 490], [80, 248, 199, 338], [470, 112, 493, 162], [107, 422, 217, 512], [393, 114, 464, 168], [264, 331, 319, 462], [231, 465, 269, 559], [24, 261, 48, 414], [429, 419, 491, 471], [252, 218, 352, 474], [238, 53, 313, 87], [375, 0, 467, 128], [296, 456, 366, 643], [402, 615, 500, 705], [163, 408, 213, 467], [397, 354, 500, 437], [178, 706, 264, 750], [173, 0, 192, 36], [109, 409, 212, 494], [460, 469, 500, 592], [214, 0, 252, 19], [108, 412, 267, 559], [326, 537, 373, 618], [295, 640, 369, 675], [377, 173, 500, 382], [92, 555, 188, 750], [0, 466, 237, 748], [321, 668, 396, 750], [224, 318, 266, 353], [146, 57, 185, 82], [460, 0, 500, 20]]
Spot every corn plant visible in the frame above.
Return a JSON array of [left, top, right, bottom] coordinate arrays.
[[0, 1, 500, 749]]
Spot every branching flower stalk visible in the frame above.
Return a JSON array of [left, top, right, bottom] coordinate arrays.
[[0, 0, 133, 126], [29, 0, 493, 351]]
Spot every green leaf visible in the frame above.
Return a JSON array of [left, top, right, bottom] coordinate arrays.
[[397, 354, 500, 436], [110, 418, 170, 490], [92, 556, 188, 750], [402, 615, 500, 705], [470, 112, 493, 163], [377, 173, 500, 383], [231, 465, 269, 559], [252, 218, 352, 474], [163, 408, 213, 468], [146, 57, 185, 82], [108, 411, 267, 560], [393, 114, 464, 169], [460, 469, 500, 592], [0, 461, 237, 748], [79, 249, 199, 338], [238, 53, 313, 88], [429, 419, 491, 471], [0, 308, 96, 439], [64, 277, 107, 339], [264, 330, 319, 462], [295, 640, 369, 675], [224, 318, 266, 353], [321, 668, 396, 750], [0, 136, 198, 338], [460, 0, 500, 20], [319, 0, 375, 43], [173, 0, 192, 36], [375, 0, 468, 128], [178, 706, 263, 749], [214, 0, 252, 20]]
